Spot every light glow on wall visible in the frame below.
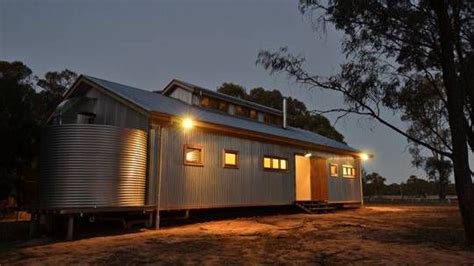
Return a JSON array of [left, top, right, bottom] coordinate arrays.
[[182, 117, 194, 129]]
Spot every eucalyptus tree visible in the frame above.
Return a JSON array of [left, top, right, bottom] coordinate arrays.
[[257, 0, 474, 243]]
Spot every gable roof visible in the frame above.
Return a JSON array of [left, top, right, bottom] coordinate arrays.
[[78, 75, 359, 154], [162, 79, 283, 116]]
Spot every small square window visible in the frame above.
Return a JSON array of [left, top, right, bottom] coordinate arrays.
[[184, 145, 203, 166], [330, 164, 338, 177], [223, 150, 239, 168], [280, 159, 287, 170]]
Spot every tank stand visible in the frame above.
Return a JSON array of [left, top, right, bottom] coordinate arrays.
[[29, 213, 39, 237], [67, 215, 74, 241]]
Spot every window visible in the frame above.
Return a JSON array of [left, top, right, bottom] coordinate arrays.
[[264, 114, 283, 126], [218, 101, 228, 112], [235, 105, 250, 117], [223, 150, 239, 168], [330, 164, 339, 177], [263, 157, 271, 168], [200, 96, 210, 107], [201, 96, 228, 113], [263, 156, 288, 171], [342, 165, 356, 177], [250, 110, 258, 120], [183, 145, 203, 166]]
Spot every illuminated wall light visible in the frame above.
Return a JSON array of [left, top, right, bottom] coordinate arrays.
[[360, 153, 371, 161], [182, 117, 194, 129], [304, 152, 312, 158]]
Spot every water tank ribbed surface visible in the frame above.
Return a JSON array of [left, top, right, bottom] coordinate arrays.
[[39, 124, 147, 209]]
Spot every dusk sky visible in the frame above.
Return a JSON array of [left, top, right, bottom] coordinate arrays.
[[1, 0, 430, 183]]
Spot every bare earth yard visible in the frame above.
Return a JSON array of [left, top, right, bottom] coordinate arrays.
[[1, 204, 473, 264]]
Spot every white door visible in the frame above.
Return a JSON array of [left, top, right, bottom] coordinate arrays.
[[295, 155, 311, 201]]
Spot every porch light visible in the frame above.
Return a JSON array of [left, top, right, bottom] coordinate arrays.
[[304, 152, 312, 158], [182, 117, 194, 129], [360, 153, 371, 161]]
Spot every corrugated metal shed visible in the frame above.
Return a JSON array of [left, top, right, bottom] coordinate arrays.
[[80, 75, 359, 153]]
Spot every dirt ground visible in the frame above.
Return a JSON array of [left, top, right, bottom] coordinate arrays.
[[1, 204, 473, 264]]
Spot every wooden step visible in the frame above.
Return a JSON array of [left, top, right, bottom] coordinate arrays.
[[295, 201, 335, 214]]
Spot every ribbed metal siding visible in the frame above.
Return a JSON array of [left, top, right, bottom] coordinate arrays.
[[159, 127, 297, 210], [39, 124, 147, 209], [60, 86, 148, 130], [327, 157, 362, 203]]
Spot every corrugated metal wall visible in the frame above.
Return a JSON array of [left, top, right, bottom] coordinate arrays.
[[326, 156, 362, 203], [159, 127, 297, 210], [61, 86, 148, 130], [169, 87, 193, 104], [146, 125, 161, 206], [39, 124, 148, 209]]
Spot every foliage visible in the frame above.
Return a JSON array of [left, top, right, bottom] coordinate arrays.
[[216, 82, 247, 99], [0, 62, 38, 201], [257, 0, 474, 243], [36, 69, 77, 122], [0, 61, 76, 202], [364, 172, 386, 196], [362, 172, 455, 198], [217, 83, 345, 142], [424, 157, 452, 200]]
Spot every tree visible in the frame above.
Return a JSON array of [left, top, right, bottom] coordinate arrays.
[[400, 77, 453, 200], [0, 61, 77, 204], [424, 157, 452, 200], [365, 172, 386, 196], [257, 0, 474, 244], [217, 83, 247, 99], [0, 61, 38, 202], [36, 69, 77, 122], [385, 183, 401, 196], [217, 83, 345, 142], [405, 175, 430, 198]]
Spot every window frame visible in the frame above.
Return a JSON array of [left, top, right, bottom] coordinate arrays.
[[183, 144, 204, 167], [330, 163, 339, 177], [263, 155, 289, 172], [223, 149, 239, 169], [342, 164, 356, 178]]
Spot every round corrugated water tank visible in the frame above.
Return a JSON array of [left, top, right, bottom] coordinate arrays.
[[39, 124, 147, 209]]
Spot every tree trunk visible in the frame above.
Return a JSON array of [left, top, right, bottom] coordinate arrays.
[[438, 182, 447, 201], [432, 1, 474, 245]]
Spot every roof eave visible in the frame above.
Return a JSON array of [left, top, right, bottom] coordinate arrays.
[[150, 111, 360, 157]]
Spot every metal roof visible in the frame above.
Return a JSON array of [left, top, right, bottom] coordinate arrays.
[[82, 75, 359, 153]]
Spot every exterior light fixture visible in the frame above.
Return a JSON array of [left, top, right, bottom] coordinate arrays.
[[182, 117, 194, 129], [360, 153, 371, 161], [304, 152, 312, 158]]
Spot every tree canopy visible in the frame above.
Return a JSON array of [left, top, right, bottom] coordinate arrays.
[[217, 83, 345, 142], [257, 0, 474, 243], [0, 61, 76, 203]]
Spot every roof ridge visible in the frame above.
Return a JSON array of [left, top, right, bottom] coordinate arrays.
[[83, 74, 151, 92]]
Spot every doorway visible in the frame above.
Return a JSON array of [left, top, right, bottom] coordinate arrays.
[[295, 155, 311, 201], [295, 155, 329, 202]]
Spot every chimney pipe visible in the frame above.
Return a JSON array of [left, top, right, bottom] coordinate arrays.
[[283, 97, 287, 129]]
